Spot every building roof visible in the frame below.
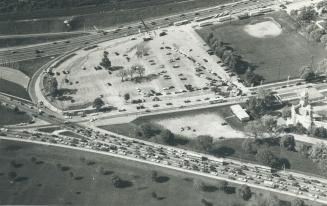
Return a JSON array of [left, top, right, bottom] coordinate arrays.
[[230, 104, 249, 120]]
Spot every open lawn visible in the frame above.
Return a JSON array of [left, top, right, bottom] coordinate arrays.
[[0, 79, 30, 100], [214, 138, 324, 177], [0, 105, 31, 126], [17, 56, 59, 78], [196, 11, 327, 83], [0, 139, 305, 206], [101, 105, 245, 139]]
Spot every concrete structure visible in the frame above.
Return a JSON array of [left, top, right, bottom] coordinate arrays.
[[230, 104, 250, 122]]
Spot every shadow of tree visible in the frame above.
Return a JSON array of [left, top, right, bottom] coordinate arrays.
[[211, 146, 235, 157], [155, 176, 170, 183], [116, 180, 133, 188], [15, 176, 29, 182]]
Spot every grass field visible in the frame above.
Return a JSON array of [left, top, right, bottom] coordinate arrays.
[[17, 56, 59, 78], [101, 105, 244, 139], [0, 79, 30, 100], [0, 139, 317, 206], [0, 105, 31, 126], [196, 11, 327, 83]]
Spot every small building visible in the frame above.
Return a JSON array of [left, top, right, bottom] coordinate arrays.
[[230, 104, 250, 122]]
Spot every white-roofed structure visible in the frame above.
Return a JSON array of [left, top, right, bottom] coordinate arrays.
[[230, 104, 250, 122]]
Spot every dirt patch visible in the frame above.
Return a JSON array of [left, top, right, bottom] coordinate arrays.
[[243, 21, 282, 38], [155, 113, 245, 139]]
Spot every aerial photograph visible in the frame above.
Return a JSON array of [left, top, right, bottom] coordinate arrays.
[[3, 0, 327, 205]]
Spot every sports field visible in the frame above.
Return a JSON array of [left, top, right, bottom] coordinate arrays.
[[0, 139, 316, 206], [197, 11, 327, 83]]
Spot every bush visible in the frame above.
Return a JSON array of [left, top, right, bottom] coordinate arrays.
[[242, 138, 257, 154], [237, 185, 252, 201], [280, 135, 296, 151], [255, 148, 276, 167]]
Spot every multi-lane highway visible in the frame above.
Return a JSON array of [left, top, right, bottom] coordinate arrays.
[[2, 122, 327, 204], [0, 0, 276, 63]]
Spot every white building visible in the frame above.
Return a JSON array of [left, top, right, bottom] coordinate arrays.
[[230, 104, 250, 122], [286, 88, 326, 129]]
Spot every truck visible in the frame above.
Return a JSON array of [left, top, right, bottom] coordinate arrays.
[[249, 10, 262, 16], [218, 16, 232, 22], [173, 20, 190, 26], [194, 15, 214, 22], [263, 180, 276, 188], [199, 21, 214, 27], [260, 7, 272, 13]]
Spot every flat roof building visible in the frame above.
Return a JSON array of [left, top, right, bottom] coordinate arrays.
[[230, 104, 250, 122]]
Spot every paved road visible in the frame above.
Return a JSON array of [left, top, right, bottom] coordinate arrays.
[[0, 0, 275, 63], [2, 127, 327, 204]]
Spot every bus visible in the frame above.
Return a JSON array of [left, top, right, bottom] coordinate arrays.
[[173, 20, 190, 26], [199, 21, 213, 27]]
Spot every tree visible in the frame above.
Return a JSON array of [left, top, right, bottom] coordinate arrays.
[[111, 175, 122, 187], [242, 138, 257, 154], [244, 68, 264, 86], [309, 29, 325, 42], [318, 158, 327, 176], [291, 198, 305, 206], [206, 32, 214, 43], [321, 34, 327, 48], [151, 170, 158, 181], [256, 148, 276, 167], [132, 64, 145, 77], [261, 115, 278, 137], [8, 171, 17, 182], [139, 123, 158, 139], [318, 58, 327, 74], [160, 129, 175, 145], [92, 97, 104, 111], [253, 193, 280, 206], [45, 76, 58, 97], [100, 51, 111, 69], [309, 142, 327, 162], [217, 180, 228, 191], [127, 68, 135, 80], [281, 106, 291, 119], [117, 69, 127, 81], [296, 6, 318, 23], [124, 93, 130, 102], [13, 106, 19, 113], [195, 135, 213, 153], [301, 65, 317, 82], [280, 135, 296, 151], [237, 184, 252, 201], [244, 120, 263, 139]]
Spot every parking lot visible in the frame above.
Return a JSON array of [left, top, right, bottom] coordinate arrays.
[[52, 25, 242, 113]]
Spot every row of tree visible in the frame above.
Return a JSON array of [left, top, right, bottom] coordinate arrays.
[[117, 64, 145, 82], [206, 32, 263, 86]]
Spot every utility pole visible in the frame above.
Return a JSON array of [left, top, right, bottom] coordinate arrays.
[[278, 59, 281, 81]]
